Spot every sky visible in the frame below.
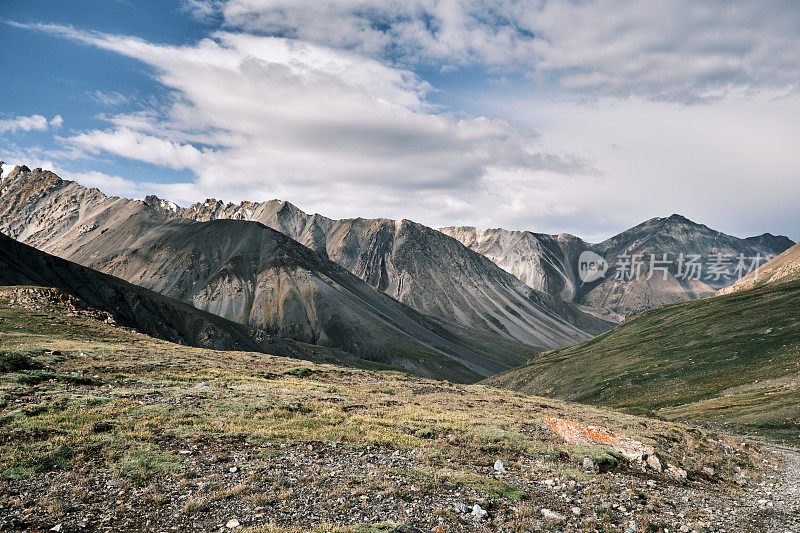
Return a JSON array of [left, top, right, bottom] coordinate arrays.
[[1, 0, 799, 242]]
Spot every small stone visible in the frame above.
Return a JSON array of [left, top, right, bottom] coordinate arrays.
[[454, 502, 470, 514], [493, 459, 506, 473], [571, 506, 581, 516], [226, 519, 240, 529], [229, 466, 238, 473], [541, 508, 566, 521], [91, 421, 115, 433], [645, 454, 662, 472], [50, 525, 63, 533], [666, 463, 688, 482], [471, 504, 488, 520], [733, 472, 747, 485], [179, 450, 193, 455], [702, 466, 716, 477], [582, 457, 598, 472]]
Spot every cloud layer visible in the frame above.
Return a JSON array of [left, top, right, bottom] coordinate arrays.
[[218, 0, 800, 103], [19, 22, 591, 221], [7, 2, 800, 240]]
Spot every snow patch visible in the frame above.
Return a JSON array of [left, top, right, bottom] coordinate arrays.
[[160, 199, 178, 212]]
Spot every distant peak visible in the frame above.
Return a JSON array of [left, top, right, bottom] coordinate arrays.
[[665, 213, 692, 223]]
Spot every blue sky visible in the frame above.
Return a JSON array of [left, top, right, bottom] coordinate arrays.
[[1, 0, 799, 241]]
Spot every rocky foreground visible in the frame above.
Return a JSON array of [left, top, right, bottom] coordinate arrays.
[[0, 289, 798, 532]]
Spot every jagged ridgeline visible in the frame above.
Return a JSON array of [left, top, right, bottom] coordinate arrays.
[[0, 165, 622, 382]]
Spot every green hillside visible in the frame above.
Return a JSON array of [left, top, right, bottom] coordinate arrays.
[[486, 278, 800, 444]]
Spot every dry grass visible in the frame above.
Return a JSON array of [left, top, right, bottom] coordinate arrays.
[[0, 291, 773, 530]]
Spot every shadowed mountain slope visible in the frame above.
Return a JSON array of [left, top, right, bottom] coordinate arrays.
[[0, 232, 328, 360]]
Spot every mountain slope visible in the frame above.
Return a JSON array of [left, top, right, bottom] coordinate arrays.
[[485, 278, 800, 443], [0, 167, 567, 381], [444, 215, 793, 317], [718, 241, 800, 295], [0, 293, 784, 531], [0, 166, 618, 354], [0, 232, 315, 358], [139, 194, 618, 343], [438, 226, 591, 301]]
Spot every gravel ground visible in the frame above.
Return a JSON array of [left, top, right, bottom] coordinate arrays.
[[1, 438, 799, 532]]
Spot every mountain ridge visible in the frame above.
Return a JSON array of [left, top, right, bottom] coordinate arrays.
[[442, 215, 793, 316], [0, 166, 622, 381], [140, 192, 620, 342], [0, 165, 617, 355]]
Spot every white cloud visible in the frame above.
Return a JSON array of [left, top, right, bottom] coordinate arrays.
[[64, 170, 143, 196], [20, 22, 588, 217], [89, 90, 130, 107], [0, 114, 49, 133], [221, 0, 800, 103], [0, 113, 64, 134], [180, 0, 224, 21], [68, 128, 209, 171], [479, 91, 800, 240]]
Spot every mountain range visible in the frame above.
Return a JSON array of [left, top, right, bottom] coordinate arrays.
[[140, 193, 618, 341], [0, 165, 622, 381], [0, 162, 794, 384], [442, 216, 793, 316]]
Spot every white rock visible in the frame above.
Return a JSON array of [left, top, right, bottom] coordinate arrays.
[[226, 519, 240, 529], [541, 508, 566, 521], [50, 525, 63, 533], [471, 504, 488, 520], [229, 466, 238, 473], [493, 459, 506, 473], [571, 506, 582, 516]]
